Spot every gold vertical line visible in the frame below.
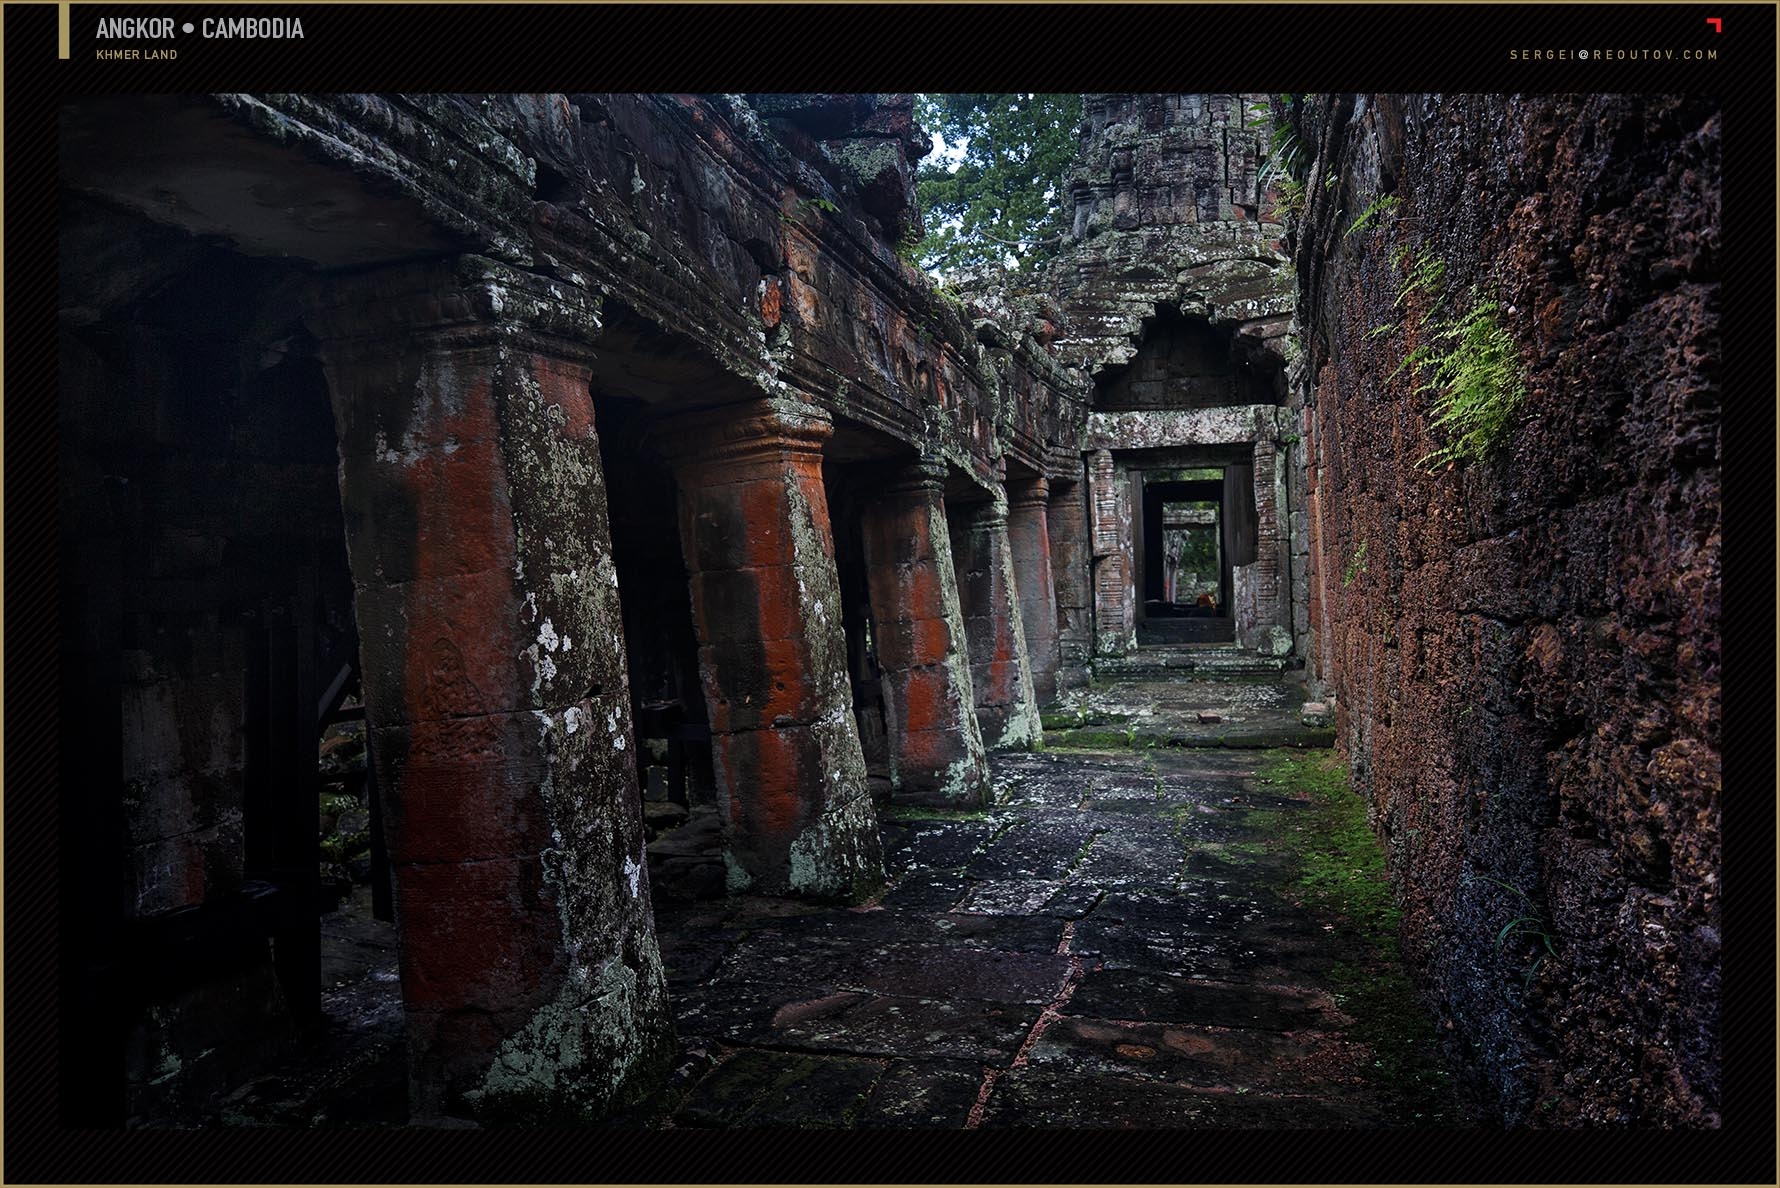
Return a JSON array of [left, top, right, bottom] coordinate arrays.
[[59, 1, 72, 58]]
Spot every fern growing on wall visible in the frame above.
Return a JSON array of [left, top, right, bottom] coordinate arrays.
[[1406, 292, 1526, 471], [1378, 255, 1527, 473]]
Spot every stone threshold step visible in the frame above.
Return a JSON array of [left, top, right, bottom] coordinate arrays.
[[1094, 654, 1299, 673], [1091, 669, 1299, 682], [1046, 726, 1335, 750]]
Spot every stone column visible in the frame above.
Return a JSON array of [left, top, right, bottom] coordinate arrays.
[[1234, 439, 1292, 655], [660, 396, 883, 902], [949, 483, 1043, 751], [308, 257, 673, 1123], [860, 460, 990, 807], [1047, 476, 1094, 691], [1089, 448, 1135, 656], [1006, 476, 1061, 704]]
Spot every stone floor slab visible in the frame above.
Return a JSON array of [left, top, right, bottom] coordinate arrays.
[[897, 819, 996, 870], [978, 1067, 1400, 1128], [770, 994, 1043, 1064], [1063, 969, 1341, 1031], [856, 1059, 987, 1128], [676, 1048, 884, 1128], [878, 870, 971, 911], [851, 945, 1072, 1004], [1071, 920, 1340, 980], [1028, 1016, 1373, 1094], [954, 877, 1065, 915], [656, 926, 741, 989], [671, 979, 849, 1045], [1039, 881, 1107, 920], [714, 936, 1071, 1005], [1071, 820, 1190, 886], [967, 811, 1101, 880]]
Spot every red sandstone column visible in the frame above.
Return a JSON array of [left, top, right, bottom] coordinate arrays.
[[1047, 476, 1094, 690], [308, 258, 673, 1123], [1007, 475, 1061, 704], [949, 483, 1044, 750], [860, 460, 990, 807], [1089, 448, 1135, 656], [660, 397, 884, 901]]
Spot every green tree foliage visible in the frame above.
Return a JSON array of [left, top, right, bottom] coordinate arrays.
[[911, 93, 1083, 276]]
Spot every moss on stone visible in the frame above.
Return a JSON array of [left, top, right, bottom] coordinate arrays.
[[319, 829, 371, 864], [1046, 727, 1136, 750], [470, 951, 676, 1124], [1041, 709, 1133, 731], [1248, 749, 1458, 1121]]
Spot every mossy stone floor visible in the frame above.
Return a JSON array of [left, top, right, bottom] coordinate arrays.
[[646, 740, 1462, 1128], [219, 691, 1459, 1127]]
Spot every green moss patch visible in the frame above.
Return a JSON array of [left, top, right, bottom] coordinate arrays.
[[320, 830, 371, 865], [1046, 727, 1139, 750], [1251, 749, 1459, 1121], [1040, 709, 1133, 730]]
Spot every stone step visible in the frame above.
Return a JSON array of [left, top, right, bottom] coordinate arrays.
[[1092, 650, 1299, 679], [1046, 724, 1334, 750]]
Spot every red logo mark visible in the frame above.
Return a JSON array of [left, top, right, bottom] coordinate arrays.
[[1706, 17, 1722, 32]]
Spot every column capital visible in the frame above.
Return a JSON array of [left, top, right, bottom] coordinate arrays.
[[303, 255, 604, 363], [652, 396, 833, 476], [1008, 475, 1052, 508], [880, 458, 949, 499], [960, 483, 1010, 530]]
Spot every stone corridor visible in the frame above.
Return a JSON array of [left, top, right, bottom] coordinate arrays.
[[55, 91, 1719, 1130], [214, 666, 1457, 1128]]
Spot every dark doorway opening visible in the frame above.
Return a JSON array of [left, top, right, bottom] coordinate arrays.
[[823, 459, 894, 806], [594, 394, 723, 902], [1140, 471, 1234, 644], [58, 231, 406, 1124]]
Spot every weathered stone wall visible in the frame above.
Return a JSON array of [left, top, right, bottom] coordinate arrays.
[[1086, 448, 1135, 655], [1233, 437, 1291, 655], [1046, 478, 1095, 688], [1293, 94, 1720, 1125]]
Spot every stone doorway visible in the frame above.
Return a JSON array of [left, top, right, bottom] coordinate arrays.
[[1138, 470, 1233, 644]]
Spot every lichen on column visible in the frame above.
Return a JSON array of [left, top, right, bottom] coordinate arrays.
[[661, 395, 884, 902], [949, 480, 1043, 751], [1007, 475, 1061, 704], [861, 459, 991, 807], [308, 256, 674, 1123]]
